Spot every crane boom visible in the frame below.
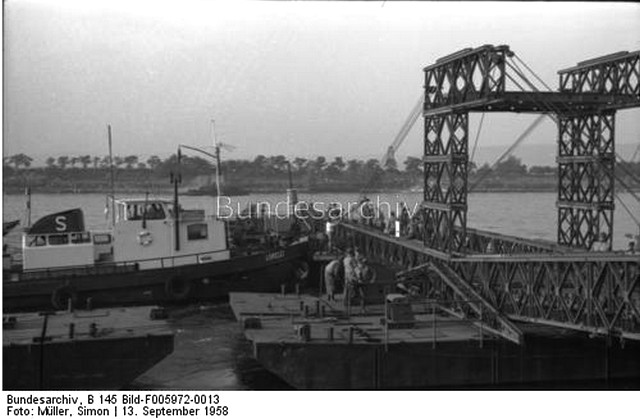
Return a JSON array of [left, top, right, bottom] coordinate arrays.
[[380, 94, 424, 168]]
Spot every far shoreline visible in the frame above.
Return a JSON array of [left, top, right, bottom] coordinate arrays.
[[1, 185, 606, 196]]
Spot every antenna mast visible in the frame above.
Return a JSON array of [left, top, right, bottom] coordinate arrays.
[[108, 125, 116, 227], [212, 120, 223, 197]]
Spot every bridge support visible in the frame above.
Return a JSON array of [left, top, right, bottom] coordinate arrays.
[[422, 45, 511, 254], [556, 113, 615, 250], [423, 113, 469, 253]]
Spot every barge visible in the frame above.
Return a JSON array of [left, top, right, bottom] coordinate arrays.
[[3, 305, 174, 389], [229, 292, 640, 389]]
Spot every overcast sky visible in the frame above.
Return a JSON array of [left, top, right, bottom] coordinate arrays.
[[4, 1, 640, 165]]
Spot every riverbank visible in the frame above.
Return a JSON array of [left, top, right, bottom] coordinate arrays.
[[3, 170, 637, 195], [2, 183, 562, 195]]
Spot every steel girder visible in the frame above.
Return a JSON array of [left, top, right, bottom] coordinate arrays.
[[555, 50, 639, 248], [423, 113, 469, 253], [556, 101, 616, 251], [399, 262, 524, 344], [422, 46, 639, 252], [423, 45, 510, 112], [333, 222, 640, 341], [453, 255, 640, 341], [333, 223, 438, 269], [465, 227, 573, 255], [421, 46, 512, 254], [558, 50, 640, 103]]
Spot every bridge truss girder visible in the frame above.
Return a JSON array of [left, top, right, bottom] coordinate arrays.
[[555, 48, 640, 249], [333, 222, 640, 341], [422, 45, 639, 252], [556, 112, 616, 249], [422, 113, 468, 253]]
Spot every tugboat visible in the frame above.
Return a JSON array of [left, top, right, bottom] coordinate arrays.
[[3, 196, 309, 312]]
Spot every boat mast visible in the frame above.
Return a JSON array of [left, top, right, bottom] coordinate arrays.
[[212, 119, 223, 197], [286, 161, 298, 210], [107, 125, 116, 227], [25, 183, 31, 228], [171, 148, 182, 251]]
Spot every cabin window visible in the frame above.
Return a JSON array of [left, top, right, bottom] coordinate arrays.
[[71, 232, 91, 244], [27, 235, 47, 247], [187, 223, 208, 241], [144, 203, 166, 220], [93, 233, 112, 244], [48, 234, 69, 246], [125, 203, 167, 221], [127, 204, 143, 220]]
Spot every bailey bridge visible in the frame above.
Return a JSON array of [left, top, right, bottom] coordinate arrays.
[[333, 45, 640, 345]]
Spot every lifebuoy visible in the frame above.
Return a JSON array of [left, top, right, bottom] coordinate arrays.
[[137, 231, 153, 246], [294, 261, 309, 282], [51, 285, 78, 310], [165, 277, 191, 301]]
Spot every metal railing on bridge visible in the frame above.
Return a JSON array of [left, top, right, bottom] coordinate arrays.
[[332, 221, 640, 341]]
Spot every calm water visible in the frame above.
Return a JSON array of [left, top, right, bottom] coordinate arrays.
[[3, 191, 639, 389], [4, 191, 638, 249]]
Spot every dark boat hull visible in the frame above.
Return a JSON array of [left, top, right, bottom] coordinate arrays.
[[3, 241, 309, 312]]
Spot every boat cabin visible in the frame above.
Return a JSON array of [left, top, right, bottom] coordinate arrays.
[[22, 199, 230, 271], [111, 199, 229, 269], [22, 209, 97, 270]]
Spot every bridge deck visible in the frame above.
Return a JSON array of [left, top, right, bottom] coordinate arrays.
[[332, 222, 640, 341]]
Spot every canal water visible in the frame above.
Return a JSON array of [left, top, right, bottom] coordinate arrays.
[[3, 192, 639, 389]]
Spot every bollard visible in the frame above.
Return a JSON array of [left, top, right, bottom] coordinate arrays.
[[296, 324, 311, 342], [280, 284, 286, 296], [295, 283, 300, 296], [302, 324, 311, 342], [89, 322, 97, 337], [67, 297, 73, 313], [327, 326, 334, 341], [86, 297, 93, 311], [68, 323, 75, 339]]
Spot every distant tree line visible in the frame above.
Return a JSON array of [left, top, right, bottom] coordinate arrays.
[[3, 153, 639, 193]]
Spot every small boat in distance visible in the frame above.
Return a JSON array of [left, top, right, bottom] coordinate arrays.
[[3, 196, 309, 312], [183, 184, 249, 197]]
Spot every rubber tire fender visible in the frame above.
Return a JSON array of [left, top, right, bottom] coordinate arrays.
[[51, 285, 78, 310], [294, 260, 310, 282], [165, 276, 192, 301]]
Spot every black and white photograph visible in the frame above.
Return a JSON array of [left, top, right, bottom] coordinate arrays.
[[2, 0, 639, 403]]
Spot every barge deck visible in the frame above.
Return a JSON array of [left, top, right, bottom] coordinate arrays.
[[230, 292, 640, 389], [3, 305, 175, 390]]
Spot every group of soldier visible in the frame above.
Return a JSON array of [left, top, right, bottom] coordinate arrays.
[[323, 247, 376, 312]]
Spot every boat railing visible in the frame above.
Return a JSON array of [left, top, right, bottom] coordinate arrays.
[[18, 263, 139, 281], [144, 248, 230, 270], [16, 247, 232, 280]]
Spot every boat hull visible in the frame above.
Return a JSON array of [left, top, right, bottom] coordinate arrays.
[[3, 241, 309, 312]]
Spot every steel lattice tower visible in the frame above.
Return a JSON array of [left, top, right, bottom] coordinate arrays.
[[421, 45, 639, 253]]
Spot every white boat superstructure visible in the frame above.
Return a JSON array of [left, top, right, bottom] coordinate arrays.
[[22, 198, 230, 271]]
